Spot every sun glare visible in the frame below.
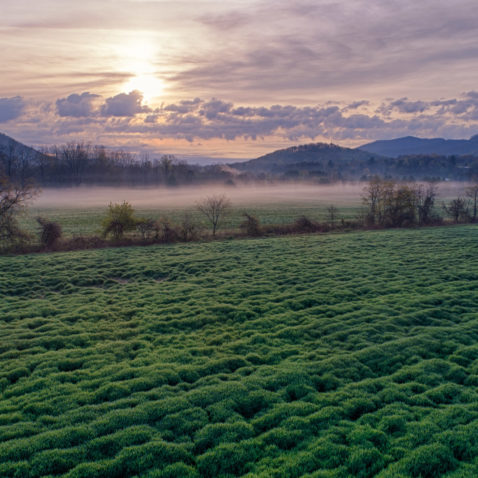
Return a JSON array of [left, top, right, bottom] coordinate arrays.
[[119, 38, 164, 103], [124, 74, 164, 103]]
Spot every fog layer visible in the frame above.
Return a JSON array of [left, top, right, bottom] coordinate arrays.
[[32, 182, 468, 210]]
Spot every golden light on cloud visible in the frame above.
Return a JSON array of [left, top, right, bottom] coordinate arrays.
[[120, 38, 164, 103]]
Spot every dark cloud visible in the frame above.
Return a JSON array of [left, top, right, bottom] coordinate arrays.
[[388, 99, 430, 114], [344, 101, 370, 111], [199, 99, 232, 119], [56, 92, 99, 117], [101, 91, 151, 117], [0, 96, 25, 122]]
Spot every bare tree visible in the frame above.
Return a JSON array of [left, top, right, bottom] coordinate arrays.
[[362, 176, 383, 225], [197, 195, 231, 236], [416, 182, 438, 225], [0, 176, 37, 246], [136, 218, 156, 240], [179, 212, 198, 241], [362, 177, 440, 227], [443, 197, 470, 223], [59, 142, 91, 185], [466, 181, 478, 222], [326, 205, 339, 225]]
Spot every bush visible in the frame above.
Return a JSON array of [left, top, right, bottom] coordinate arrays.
[[154, 217, 179, 243], [293, 215, 319, 232], [36, 217, 62, 248], [241, 213, 262, 236], [179, 213, 199, 241], [136, 218, 156, 240], [102, 201, 138, 240]]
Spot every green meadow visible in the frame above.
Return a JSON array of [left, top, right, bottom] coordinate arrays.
[[21, 184, 365, 238], [19, 182, 467, 238], [2, 225, 478, 477]]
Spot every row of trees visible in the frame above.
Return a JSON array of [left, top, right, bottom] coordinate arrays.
[[362, 178, 439, 227], [362, 177, 478, 227], [2, 174, 478, 252], [5, 137, 478, 187], [0, 141, 235, 186]]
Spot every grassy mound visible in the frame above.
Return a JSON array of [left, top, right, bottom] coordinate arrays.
[[1, 226, 478, 477]]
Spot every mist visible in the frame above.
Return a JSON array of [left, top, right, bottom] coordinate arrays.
[[31, 181, 469, 211]]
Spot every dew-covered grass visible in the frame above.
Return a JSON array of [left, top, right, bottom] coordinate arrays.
[[1, 225, 478, 477]]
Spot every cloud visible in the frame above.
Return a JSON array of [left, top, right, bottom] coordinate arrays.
[[92, 93, 478, 146], [198, 11, 250, 30], [344, 101, 370, 111], [56, 92, 99, 117], [165, 0, 478, 104], [388, 98, 430, 114], [101, 91, 151, 117], [0, 96, 25, 122], [4, 92, 478, 157], [199, 99, 232, 119], [3, 0, 478, 110]]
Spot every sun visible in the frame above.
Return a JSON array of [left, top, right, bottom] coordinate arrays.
[[124, 74, 164, 103], [119, 38, 164, 103]]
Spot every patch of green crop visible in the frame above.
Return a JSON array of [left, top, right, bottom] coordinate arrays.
[[2, 225, 478, 476]]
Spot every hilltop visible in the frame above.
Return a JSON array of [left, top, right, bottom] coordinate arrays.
[[230, 143, 378, 176], [0, 132, 45, 161], [359, 135, 478, 158]]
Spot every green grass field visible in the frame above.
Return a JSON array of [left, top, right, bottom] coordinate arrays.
[[22, 204, 360, 238], [2, 226, 478, 477], [19, 182, 468, 239], [21, 184, 366, 238]]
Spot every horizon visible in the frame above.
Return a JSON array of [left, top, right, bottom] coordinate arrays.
[[4, 129, 478, 166], [2, 1, 478, 159]]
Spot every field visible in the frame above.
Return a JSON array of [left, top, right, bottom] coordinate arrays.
[[2, 225, 478, 477], [20, 182, 467, 238]]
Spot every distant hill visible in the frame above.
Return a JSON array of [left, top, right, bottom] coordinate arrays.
[[359, 135, 478, 158], [0, 132, 49, 181], [230, 141, 478, 181], [0, 132, 45, 160], [230, 143, 378, 175]]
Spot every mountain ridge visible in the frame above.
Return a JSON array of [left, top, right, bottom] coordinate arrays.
[[0, 132, 46, 161], [230, 142, 378, 173], [359, 135, 478, 157]]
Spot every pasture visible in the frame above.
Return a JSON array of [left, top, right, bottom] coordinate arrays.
[[1, 225, 478, 477], [21, 181, 467, 237]]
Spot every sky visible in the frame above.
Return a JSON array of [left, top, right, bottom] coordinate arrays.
[[2, 0, 478, 161]]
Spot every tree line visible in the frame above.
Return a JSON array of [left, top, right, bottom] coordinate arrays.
[[0, 141, 235, 187], [1, 174, 478, 254], [4, 137, 478, 187], [362, 176, 478, 227]]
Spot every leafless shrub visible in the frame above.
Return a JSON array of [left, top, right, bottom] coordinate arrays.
[[197, 194, 231, 236], [240, 212, 262, 236]]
